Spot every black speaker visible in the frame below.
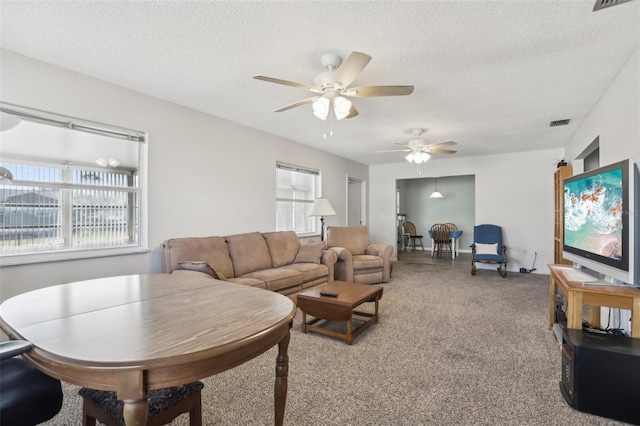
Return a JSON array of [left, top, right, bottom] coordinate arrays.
[[560, 327, 640, 425]]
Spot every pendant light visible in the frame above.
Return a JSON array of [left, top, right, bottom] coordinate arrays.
[[430, 178, 443, 198]]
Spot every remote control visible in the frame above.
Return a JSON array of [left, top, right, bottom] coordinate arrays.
[[320, 291, 338, 297]]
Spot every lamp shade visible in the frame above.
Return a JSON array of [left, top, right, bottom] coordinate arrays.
[[333, 96, 352, 120], [312, 97, 330, 120], [308, 198, 337, 217]]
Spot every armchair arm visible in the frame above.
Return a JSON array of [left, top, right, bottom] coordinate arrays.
[[320, 250, 338, 283], [366, 244, 394, 282], [327, 246, 354, 282], [0, 340, 33, 361]]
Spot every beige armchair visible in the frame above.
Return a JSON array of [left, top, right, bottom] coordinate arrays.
[[325, 225, 393, 284]]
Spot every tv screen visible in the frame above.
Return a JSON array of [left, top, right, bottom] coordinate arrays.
[[564, 166, 624, 261], [563, 158, 638, 285]]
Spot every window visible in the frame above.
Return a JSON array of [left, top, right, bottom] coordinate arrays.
[[0, 103, 147, 265], [275, 162, 319, 236]]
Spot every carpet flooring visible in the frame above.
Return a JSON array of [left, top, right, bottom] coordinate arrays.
[[44, 253, 628, 425]]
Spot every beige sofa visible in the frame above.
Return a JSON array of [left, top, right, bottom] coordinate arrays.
[[325, 225, 394, 284], [161, 231, 337, 298]]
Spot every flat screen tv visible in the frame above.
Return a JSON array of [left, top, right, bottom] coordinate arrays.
[[563, 158, 639, 285]]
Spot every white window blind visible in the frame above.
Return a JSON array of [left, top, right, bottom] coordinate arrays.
[[275, 162, 319, 235]]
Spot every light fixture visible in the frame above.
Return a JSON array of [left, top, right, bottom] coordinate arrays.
[[430, 178, 444, 199], [405, 150, 430, 164], [95, 158, 120, 168], [312, 95, 352, 121], [308, 197, 337, 241], [312, 97, 330, 120], [0, 166, 15, 184]]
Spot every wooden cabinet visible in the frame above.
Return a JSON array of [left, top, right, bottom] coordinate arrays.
[[554, 165, 573, 265]]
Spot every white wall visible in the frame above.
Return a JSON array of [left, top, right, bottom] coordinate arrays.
[[565, 46, 639, 169], [370, 148, 566, 273], [0, 50, 368, 301]]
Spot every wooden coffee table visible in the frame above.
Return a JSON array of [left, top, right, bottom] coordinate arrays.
[[297, 281, 383, 345]]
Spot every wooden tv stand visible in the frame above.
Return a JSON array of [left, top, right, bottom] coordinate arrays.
[[548, 264, 640, 338]]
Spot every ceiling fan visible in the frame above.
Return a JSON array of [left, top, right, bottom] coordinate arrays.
[[253, 51, 414, 121], [376, 129, 457, 164]]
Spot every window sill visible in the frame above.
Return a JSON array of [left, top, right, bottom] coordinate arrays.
[[0, 245, 149, 267]]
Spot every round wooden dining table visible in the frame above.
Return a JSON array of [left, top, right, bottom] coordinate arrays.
[[0, 274, 297, 426]]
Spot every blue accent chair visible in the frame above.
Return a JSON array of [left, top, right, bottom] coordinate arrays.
[[471, 224, 508, 277]]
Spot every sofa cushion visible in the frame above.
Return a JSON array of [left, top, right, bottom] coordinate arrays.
[[239, 268, 302, 292], [280, 263, 327, 283], [226, 232, 272, 277], [176, 261, 226, 280], [262, 231, 301, 268], [163, 236, 234, 279], [325, 225, 370, 255], [226, 277, 268, 290], [293, 243, 324, 264], [352, 254, 384, 270]]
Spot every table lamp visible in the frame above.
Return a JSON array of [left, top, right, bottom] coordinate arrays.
[[308, 198, 336, 241]]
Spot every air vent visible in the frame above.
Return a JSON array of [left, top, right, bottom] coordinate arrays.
[[593, 0, 634, 11], [550, 119, 571, 127]]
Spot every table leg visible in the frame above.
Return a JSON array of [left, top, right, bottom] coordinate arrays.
[[117, 371, 149, 426], [566, 290, 583, 330], [274, 326, 290, 426], [301, 311, 307, 333], [346, 318, 353, 345], [632, 297, 640, 338], [548, 275, 557, 329]]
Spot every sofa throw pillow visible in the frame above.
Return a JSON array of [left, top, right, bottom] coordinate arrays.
[[293, 242, 324, 264], [475, 242, 498, 255], [176, 261, 226, 280]]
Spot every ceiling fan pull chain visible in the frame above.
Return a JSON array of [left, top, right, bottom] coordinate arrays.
[[329, 107, 334, 137]]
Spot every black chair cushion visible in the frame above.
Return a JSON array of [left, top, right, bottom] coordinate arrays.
[[0, 358, 63, 426], [79, 381, 204, 425]]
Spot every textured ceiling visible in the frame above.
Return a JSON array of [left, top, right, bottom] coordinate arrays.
[[1, 1, 639, 165]]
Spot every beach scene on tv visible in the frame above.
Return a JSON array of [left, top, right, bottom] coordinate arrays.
[[564, 168, 623, 260]]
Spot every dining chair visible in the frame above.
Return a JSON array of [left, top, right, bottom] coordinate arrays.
[[402, 221, 424, 251], [430, 223, 452, 258], [79, 381, 204, 426]]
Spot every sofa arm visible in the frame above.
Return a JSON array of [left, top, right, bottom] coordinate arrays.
[[366, 244, 394, 282], [321, 250, 338, 283], [327, 246, 354, 282]]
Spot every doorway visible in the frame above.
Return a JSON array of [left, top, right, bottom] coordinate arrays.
[[347, 176, 366, 226]]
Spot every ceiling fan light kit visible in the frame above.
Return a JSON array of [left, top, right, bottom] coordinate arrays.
[[254, 51, 414, 129]]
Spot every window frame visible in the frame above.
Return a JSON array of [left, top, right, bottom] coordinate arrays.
[[275, 162, 321, 237], [0, 103, 148, 266]]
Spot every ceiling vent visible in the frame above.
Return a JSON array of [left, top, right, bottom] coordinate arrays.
[[593, 0, 634, 11], [550, 119, 571, 127]]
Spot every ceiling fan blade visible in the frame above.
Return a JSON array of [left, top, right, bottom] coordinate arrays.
[[273, 97, 319, 112], [253, 75, 321, 93], [427, 141, 457, 147], [375, 149, 411, 153], [394, 142, 413, 149], [348, 85, 414, 97], [427, 149, 457, 154], [332, 52, 371, 87], [346, 104, 359, 119]]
